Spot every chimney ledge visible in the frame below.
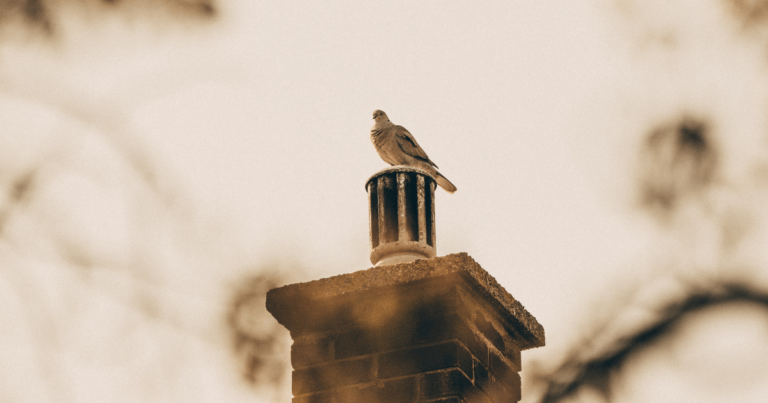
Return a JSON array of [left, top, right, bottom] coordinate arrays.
[[266, 252, 545, 350]]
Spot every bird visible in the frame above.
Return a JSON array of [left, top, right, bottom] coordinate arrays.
[[370, 109, 457, 193]]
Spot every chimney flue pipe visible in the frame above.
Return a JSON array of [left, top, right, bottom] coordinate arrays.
[[366, 166, 437, 266]]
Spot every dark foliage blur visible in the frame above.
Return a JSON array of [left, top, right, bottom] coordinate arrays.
[[639, 117, 717, 219], [532, 282, 768, 402], [0, 0, 215, 35], [228, 272, 289, 389]]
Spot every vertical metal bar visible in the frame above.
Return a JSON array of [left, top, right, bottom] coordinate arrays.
[[397, 173, 407, 241], [378, 176, 387, 243], [430, 180, 436, 249], [417, 174, 426, 244], [367, 181, 375, 250]]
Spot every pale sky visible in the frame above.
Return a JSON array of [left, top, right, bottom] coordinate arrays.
[[2, 1, 768, 402]]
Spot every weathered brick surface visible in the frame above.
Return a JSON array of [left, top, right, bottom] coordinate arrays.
[[489, 348, 519, 390], [334, 325, 410, 361], [292, 390, 333, 403], [334, 312, 492, 369], [420, 368, 474, 400], [293, 356, 374, 394], [504, 342, 521, 372], [474, 313, 505, 354], [333, 289, 461, 360], [506, 372, 522, 402], [336, 377, 417, 403], [379, 340, 474, 380], [419, 367, 493, 403], [292, 335, 334, 369], [452, 317, 490, 368], [474, 359, 517, 403], [421, 398, 466, 403]]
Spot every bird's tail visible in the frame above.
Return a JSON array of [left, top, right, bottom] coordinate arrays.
[[436, 171, 457, 193]]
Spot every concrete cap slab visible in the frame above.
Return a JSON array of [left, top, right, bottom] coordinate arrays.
[[267, 253, 545, 350]]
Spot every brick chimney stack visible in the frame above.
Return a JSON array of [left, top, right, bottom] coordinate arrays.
[[266, 167, 545, 403]]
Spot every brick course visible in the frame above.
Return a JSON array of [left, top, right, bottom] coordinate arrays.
[[292, 356, 374, 394], [292, 334, 334, 369], [379, 341, 473, 379]]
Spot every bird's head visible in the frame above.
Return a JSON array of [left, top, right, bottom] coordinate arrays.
[[372, 109, 389, 123]]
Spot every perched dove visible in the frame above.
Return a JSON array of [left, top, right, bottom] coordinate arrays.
[[370, 110, 457, 193]]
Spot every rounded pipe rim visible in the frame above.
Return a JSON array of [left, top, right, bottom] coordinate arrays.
[[365, 165, 436, 191], [370, 240, 436, 266]]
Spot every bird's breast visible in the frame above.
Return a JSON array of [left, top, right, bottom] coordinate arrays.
[[370, 128, 386, 145]]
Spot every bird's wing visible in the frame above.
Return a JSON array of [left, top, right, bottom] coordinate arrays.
[[394, 125, 439, 168]]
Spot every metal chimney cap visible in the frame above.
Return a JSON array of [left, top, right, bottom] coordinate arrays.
[[365, 165, 436, 190], [367, 166, 437, 266]]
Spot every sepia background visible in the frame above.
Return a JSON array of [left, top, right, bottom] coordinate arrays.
[[2, 0, 768, 402]]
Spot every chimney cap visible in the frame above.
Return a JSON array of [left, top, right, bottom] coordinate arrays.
[[366, 165, 437, 266]]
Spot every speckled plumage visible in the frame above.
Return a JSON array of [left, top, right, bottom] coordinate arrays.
[[370, 110, 457, 193]]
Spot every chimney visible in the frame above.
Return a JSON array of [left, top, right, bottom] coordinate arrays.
[[266, 167, 545, 403]]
